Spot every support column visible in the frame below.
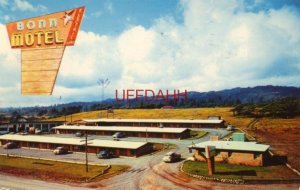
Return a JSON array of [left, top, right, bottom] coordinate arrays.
[[207, 157, 215, 176]]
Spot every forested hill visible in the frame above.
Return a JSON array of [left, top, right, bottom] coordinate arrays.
[[1, 85, 300, 117], [187, 85, 300, 106]]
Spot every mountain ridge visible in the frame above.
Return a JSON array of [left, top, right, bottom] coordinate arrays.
[[1, 85, 299, 115]]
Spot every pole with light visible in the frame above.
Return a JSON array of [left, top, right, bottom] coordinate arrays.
[[97, 78, 110, 117]]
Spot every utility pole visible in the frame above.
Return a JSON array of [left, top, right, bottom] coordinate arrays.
[[97, 78, 110, 106], [85, 130, 88, 173], [80, 131, 93, 173], [145, 127, 148, 142]]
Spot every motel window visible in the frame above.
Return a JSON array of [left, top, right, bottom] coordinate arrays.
[[78, 146, 85, 151], [29, 142, 39, 148], [253, 153, 260, 159], [120, 149, 126, 156], [131, 149, 136, 155], [0, 128, 8, 131]]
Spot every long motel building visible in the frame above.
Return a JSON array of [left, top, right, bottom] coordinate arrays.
[[0, 134, 152, 157], [54, 125, 191, 139], [83, 118, 225, 128]]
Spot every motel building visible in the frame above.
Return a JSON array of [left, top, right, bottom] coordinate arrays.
[[7, 121, 65, 133], [83, 118, 225, 128], [189, 141, 270, 166], [0, 134, 152, 157], [54, 125, 191, 139]]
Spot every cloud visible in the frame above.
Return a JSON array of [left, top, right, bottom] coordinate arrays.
[[12, 0, 47, 12], [0, 0, 299, 107], [118, 26, 155, 62], [0, 0, 8, 7]]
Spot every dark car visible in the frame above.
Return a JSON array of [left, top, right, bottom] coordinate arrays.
[[53, 147, 68, 155], [163, 151, 181, 163], [112, 132, 125, 139], [3, 142, 17, 149], [97, 150, 113, 159]]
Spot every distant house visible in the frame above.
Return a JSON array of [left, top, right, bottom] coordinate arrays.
[[189, 141, 270, 166]]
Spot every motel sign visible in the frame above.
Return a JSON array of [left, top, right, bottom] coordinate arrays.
[[6, 7, 85, 95]]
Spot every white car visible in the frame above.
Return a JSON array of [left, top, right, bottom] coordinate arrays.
[[53, 147, 68, 155]]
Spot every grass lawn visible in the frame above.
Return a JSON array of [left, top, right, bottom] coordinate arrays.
[[188, 130, 208, 140], [0, 155, 127, 182], [182, 161, 298, 180]]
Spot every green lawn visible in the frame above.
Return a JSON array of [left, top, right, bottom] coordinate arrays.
[[182, 161, 297, 180], [0, 155, 127, 182], [188, 130, 208, 140]]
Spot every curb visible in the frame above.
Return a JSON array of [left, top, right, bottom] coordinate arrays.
[[0, 153, 107, 167], [87, 164, 111, 182], [286, 163, 300, 176], [180, 161, 300, 185]]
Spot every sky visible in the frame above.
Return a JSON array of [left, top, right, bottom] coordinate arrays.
[[0, 0, 299, 107]]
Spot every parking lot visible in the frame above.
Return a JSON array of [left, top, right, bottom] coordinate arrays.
[[0, 128, 230, 167]]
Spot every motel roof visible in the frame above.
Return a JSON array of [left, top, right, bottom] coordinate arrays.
[[89, 139, 147, 149], [0, 134, 147, 149], [0, 134, 84, 145], [83, 118, 223, 124], [54, 125, 189, 133], [189, 141, 270, 152]]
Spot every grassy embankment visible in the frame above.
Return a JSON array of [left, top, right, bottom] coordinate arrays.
[[182, 160, 298, 180], [0, 155, 127, 182]]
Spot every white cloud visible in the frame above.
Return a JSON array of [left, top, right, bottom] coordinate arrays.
[[0, 0, 8, 7], [12, 0, 47, 12], [118, 26, 155, 62]]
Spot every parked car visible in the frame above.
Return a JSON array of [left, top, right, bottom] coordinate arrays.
[[112, 132, 125, 139], [35, 129, 41, 134], [226, 125, 235, 131], [113, 137, 120, 141], [97, 150, 113, 159], [163, 151, 181, 163], [3, 142, 17, 149], [53, 147, 68, 155], [0, 131, 9, 135], [75, 131, 84, 137]]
